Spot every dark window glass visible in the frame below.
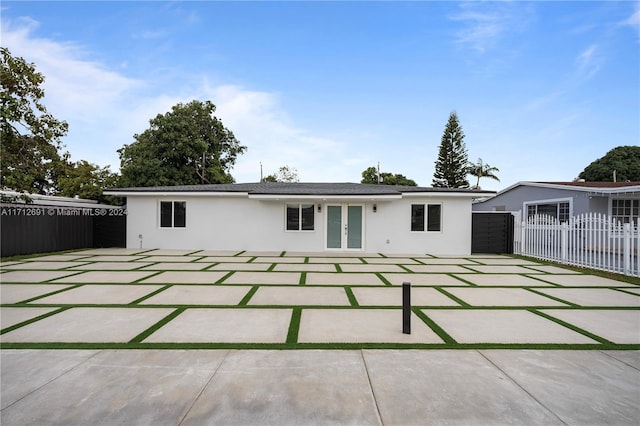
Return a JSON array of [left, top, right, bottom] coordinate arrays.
[[411, 204, 425, 231], [301, 204, 315, 230], [286, 204, 299, 231], [160, 201, 173, 227], [173, 202, 186, 227], [427, 204, 442, 231]]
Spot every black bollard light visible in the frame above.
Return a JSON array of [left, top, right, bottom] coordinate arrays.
[[402, 282, 411, 334]]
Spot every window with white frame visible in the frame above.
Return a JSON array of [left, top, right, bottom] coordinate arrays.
[[160, 201, 186, 228], [526, 201, 570, 222], [286, 203, 314, 231], [612, 199, 639, 224], [411, 204, 441, 232]]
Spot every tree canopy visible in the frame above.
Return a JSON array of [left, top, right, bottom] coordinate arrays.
[[432, 111, 469, 188], [58, 159, 120, 203], [0, 47, 69, 195], [468, 158, 500, 189], [578, 146, 640, 182], [360, 166, 417, 186], [118, 100, 246, 187], [263, 165, 299, 182]]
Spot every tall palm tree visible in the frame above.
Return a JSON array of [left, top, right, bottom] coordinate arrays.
[[468, 158, 500, 189]]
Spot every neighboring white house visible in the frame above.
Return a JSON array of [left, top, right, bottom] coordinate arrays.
[[105, 183, 494, 255], [473, 181, 640, 223]]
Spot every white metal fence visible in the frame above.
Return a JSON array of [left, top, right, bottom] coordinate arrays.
[[514, 213, 639, 277]]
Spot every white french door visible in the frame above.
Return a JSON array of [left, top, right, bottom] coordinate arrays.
[[326, 204, 364, 250]]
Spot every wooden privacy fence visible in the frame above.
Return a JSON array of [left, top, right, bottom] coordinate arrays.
[[515, 213, 639, 277]]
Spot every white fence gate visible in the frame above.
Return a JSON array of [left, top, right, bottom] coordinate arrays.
[[515, 213, 639, 277]]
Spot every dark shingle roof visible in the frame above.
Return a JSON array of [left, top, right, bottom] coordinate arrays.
[[106, 182, 495, 196]]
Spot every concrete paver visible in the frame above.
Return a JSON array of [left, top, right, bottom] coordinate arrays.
[[471, 258, 543, 265], [2, 261, 91, 270], [444, 287, 569, 307], [363, 257, 419, 264], [465, 265, 548, 274], [363, 349, 563, 425], [189, 250, 240, 256], [139, 271, 228, 284], [604, 350, 640, 370], [139, 285, 252, 305], [298, 309, 443, 343], [209, 262, 273, 271], [70, 261, 152, 270], [248, 286, 350, 306], [223, 271, 301, 285], [351, 287, 460, 306], [535, 288, 640, 307], [273, 263, 337, 272], [481, 350, 640, 425], [136, 255, 202, 262], [139, 262, 210, 271], [138, 249, 202, 256], [305, 257, 364, 264], [252, 256, 306, 263], [382, 272, 468, 286], [540, 274, 629, 287], [540, 309, 640, 343], [305, 272, 384, 286], [75, 248, 148, 255], [26, 254, 92, 261], [524, 265, 582, 274], [454, 273, 552, 286], [0, 270, 80, 283], [0, 284, 74, 303], [182, 350, 381, 425], [422, 309, 599, 344], [415, 258, 481, 265], [52, 270, 156, 283], [0, 307, 173, 342], [79, 255, 148, 262], [1, 307, 59, 329], [33, 284, 164, 304], [403, 264, 474, 273], [340, 264, 406, 273], [195, 256, 250, 263], [0, 350, 226, 425], [144, 308, 292, 343]]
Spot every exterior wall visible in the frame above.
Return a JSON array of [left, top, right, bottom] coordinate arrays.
[[126, 195, 473, 255], [473, 186, 593, 216]]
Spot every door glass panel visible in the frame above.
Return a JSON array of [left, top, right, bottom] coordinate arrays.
[[327, 206, 342, 248], [347, 205, 362, 249]]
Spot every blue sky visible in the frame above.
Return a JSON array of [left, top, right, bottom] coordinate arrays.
[[2, 1, 639, 190]]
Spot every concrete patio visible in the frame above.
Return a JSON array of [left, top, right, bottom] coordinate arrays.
[[1, 249, 639, 424]]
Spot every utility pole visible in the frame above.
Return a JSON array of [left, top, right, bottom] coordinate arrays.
[[260, 162, 263, 183], [377, 162, 381, 184]]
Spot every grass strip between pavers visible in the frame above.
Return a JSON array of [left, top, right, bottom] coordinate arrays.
[[375, 272, 392, 286], [412, 307, 457, 344], [434, 287, 469, 307], [215, 271, 235, 284], [0, 306, 72, 335], [529, 309, 616, 345], [286, 307, 302, 344], [238, 286, 259, 306], [129, 285, 172, 305], [446, 273, 478, 287], [344, 287, 359, 307], [16, 284, 85, 304], [2, 342, 638, 350], [335, 264, 343, 273], [525, 288, 578, 307], [299, 272, 307, 285], [128, 308, 186, 343]]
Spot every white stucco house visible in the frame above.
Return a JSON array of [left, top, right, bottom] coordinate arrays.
[[105, 183, 494, 255]]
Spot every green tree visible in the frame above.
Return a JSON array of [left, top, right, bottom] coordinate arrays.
[[0, 47, 69, 195], [118, 100, 246, 187], [58, 160, 120, 203], [578, 146, 640, 182], [432, 111, 469, 188], [360, 166, 417, 186], [468, 158, 500, 189], [263, 165, 299, 182]]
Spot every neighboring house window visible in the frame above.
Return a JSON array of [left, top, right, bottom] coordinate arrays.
[[612, 199, 639, 224], [526, 201, 570, 222], [411, 204, 442, 232], [286, 203, 314, 231], [160, 201, 186, 228]]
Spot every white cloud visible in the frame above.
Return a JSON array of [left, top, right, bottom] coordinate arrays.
[[1, 16, 352, 182], [576, 44, 601, 80], [449, 2, 535, 54]]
